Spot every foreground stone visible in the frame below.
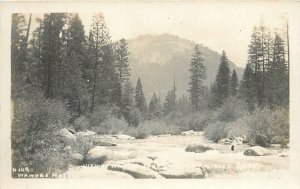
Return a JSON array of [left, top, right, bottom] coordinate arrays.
[[185, 144, 213, 153], [86, 146, 114, 165], [158, 167, 205, 179], [107, 163, 164, 179], [86, 146, 136, 165], [244, 146, 272, 156], [58, 128, 76, 146], [67, 166, 134, 178]]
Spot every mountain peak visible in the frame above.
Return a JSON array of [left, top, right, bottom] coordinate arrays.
[[127, 33, 243, 101]]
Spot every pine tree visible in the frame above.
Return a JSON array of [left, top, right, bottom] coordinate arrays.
[[163, 90, 176, 116], [115, 38, 130, 83], [230, 69, 238, 96], [269, 34, 288, 108], [40, 13, 67, 98], [212, 51, 231, 107], [11, 13, 28, 98], [28, 18, 44, 88], [188, 44, 207, 111], [135, 78, 148, 119], [148, 93, 162, 119], [247, 26, 268, 107], [122, 80, 135, 123], [177, 95, 190, 115], [58, 14, 90, 115], [66, 14, 87, 69], [240, 63, 256, 110], [88, 13, 120, 111]]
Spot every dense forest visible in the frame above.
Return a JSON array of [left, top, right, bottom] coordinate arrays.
[[11, 13, 289, 175]]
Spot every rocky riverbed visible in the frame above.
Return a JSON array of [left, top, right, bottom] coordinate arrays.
[[60, 129, 289, 179]]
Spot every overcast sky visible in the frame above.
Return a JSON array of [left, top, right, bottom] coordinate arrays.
[[29, 2, 291, 68]]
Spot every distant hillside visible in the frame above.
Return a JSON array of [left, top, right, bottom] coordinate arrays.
[[127, 34, 244, 101]]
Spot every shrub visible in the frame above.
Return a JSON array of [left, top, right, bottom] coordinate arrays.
[[204, 121, 227, 142], [91, 117, 128, 135], [125, 126, 149, 139], [246, 107, 289, 147], [87, 105, 120, 129], [71, 135, 94, 164], [11, 89, 71, 175], [187, 112, 212, 131], [124, 120, 181, 139], [204, 107, 289, 147], [224, 118, 249, 140]]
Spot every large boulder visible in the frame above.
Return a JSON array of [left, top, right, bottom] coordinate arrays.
[[118, 157, 154, 168], [107, 163, 164, 179], [158, 167, 205, 179], [67, 166, 134, 179], [93, 138, 117, 146], [85, 146, 133, 165], [58, 128, 76, 146], [85, 146, 114, 165], [244, 146, 272, 156], [185, 144, 213, 153]]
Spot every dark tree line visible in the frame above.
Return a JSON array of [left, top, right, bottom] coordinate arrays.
[[188, 23, 288, 112], [12, 13, 157, 127], [240, 25, 289, 110]]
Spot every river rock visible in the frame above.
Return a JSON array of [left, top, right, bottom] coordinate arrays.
[[85, 146, 114, 165], [185, 144, 213, 153], [107, 163, 164, 179], [244, 146, 272, 156], [158, 167, 205, 179], [67, 166, 134, 179]]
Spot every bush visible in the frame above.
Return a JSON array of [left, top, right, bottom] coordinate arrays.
[[204, 121, 227, 142], [203, 107, 289, 147], [246, 107, 289, 147], [87, 104, 129, 135], [224, 118, 249, 140], [71, 135, 94, 164], [91, 117, 128, 135], [125, 120, 181, 139], [186, 112, 212, 131], [87, 104, 120, 129], [11, 89, 71, 175]]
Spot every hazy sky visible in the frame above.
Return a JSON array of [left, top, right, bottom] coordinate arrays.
[[29, 2, 291, 68]]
